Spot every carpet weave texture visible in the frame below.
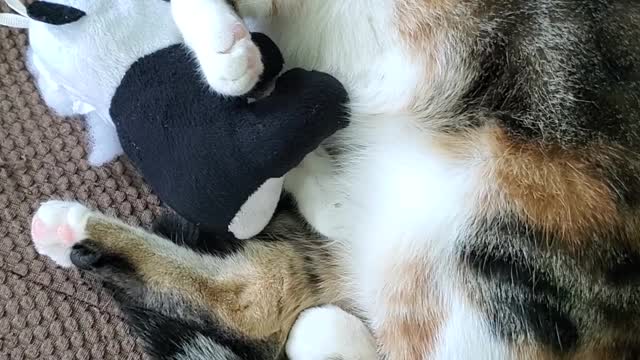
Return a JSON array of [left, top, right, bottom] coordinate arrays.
[[1, 4, 163, 358]]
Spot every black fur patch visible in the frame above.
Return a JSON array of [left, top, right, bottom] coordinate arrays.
[[463, 1, 640, 148], [465, 246, 560, 297], [603, 163, 640, 210], [70, 240, 136, 273], [151, 212, 245, 256], [119, 302, 276, 360], [598, 301, 638, 331], [497, 297, 578, 353], [302, 254, 323, 290], [124, 305, 204, 359], [606, 250, 640, 286], [275, 192, 297, 214], [463, 217, 579, 353]]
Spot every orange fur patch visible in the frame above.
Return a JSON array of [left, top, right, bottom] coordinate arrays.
[[393, 0, 476, 111], [512, 346, 559, 360], [487, 129, 619, 246], [377, 261, 443, 359], [428, 127, 620, 247], [394, 0, 468, 52]]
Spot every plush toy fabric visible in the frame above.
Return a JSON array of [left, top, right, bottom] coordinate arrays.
[[1, 0, 349, 238], [111, 34, 348, 237]]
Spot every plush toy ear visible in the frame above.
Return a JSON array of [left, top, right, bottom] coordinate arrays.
[[27, 1, 86, 25]]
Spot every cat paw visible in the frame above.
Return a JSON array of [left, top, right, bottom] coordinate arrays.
[[31, 201, 91, 267], [172, 0, 263, 96], [286, 305, 379, 360], [201, 33, 263, 96]]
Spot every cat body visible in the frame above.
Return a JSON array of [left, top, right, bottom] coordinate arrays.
[[174, 0, 640, 358], [31, 0, 640, 359]]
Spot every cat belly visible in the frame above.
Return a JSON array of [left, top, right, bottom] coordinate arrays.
[[286, 113, 496, 358]]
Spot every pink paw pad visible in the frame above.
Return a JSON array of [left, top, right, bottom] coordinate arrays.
[[56, 224, 76, 245], [232, 23, 248, 43], [219, 23, 248, 54]]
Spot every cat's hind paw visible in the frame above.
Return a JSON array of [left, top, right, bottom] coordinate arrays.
[[31, 201, 91, 267], [286, 305, 379, 360]]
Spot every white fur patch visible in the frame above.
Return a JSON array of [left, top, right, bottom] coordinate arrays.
[[171, 0, 263, 96], [286, 305, 378, 360], [431, 296, 512, 360]]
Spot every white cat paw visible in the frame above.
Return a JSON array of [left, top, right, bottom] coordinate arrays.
[[286, 305, 379, 360], [284, 151, 349, 240], [200, 33, 263, 96], [31, 201, 91, 267], [172, 0, 263, 96]]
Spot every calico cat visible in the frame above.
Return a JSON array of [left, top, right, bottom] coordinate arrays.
[[33, 0, 640, 359]]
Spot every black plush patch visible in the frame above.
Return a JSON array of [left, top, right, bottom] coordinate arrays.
[[27, 1, 86, 26], [251, 33, 285, 93], [110, 33, 348, 235]]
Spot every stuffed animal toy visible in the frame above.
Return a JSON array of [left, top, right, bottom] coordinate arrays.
[[0, 0, 349, 239]]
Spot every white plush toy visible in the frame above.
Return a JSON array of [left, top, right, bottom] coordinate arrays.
[[0, 0, 348, 239], [2, 0, 175, 166]]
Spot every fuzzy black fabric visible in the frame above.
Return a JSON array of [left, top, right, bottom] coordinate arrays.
[[110, 33, 349, 234], [26, 1, 86, 26]]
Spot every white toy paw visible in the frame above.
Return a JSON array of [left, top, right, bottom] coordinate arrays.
[[286, 305, 379, 360], [31, 201, 91, 267], [85, 112, 124, 166], [172, 0, 263, 96], [27, 50, 76, 117]]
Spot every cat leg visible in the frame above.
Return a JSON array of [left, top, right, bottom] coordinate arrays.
[[286, 305, 379, 360], [284, 148, 352, 240], [171, 0, 263, 96], [154, 213, 379, 360], [30, 200, 322, 359]]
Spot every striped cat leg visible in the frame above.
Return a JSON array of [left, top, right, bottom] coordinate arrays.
[[30, 200, 321, 359]]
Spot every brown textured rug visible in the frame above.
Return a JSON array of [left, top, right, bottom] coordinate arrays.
[[1, 10, 162, 360]]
